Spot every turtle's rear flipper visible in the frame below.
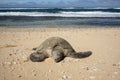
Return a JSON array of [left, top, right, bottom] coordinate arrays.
[[77, 51, 92, 58], [68, 51, 92, 58]]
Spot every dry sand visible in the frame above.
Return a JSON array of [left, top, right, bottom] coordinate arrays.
[[0, 27, 120, 80]]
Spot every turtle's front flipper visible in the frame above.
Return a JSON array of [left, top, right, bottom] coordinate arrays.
[[52, 49, 65, 63]]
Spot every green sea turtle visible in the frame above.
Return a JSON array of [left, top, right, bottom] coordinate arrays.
[[30, 37, 92, 63]]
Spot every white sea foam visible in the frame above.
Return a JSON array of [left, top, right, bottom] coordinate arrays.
[[0, 8, 50, 10], [0, 7, 120, 10], [0, 11, 120, 17]]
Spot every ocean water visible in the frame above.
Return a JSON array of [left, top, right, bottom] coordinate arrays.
[[0, 8, 120, 27]]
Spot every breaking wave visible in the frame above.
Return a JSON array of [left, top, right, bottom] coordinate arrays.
[[0, 11, 120, 18]]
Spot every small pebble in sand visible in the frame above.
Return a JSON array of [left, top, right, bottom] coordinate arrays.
[[9, 54, 12, 56], [11, 67, 15, 71], [89, 76, 96, 79], [13, 62, 17, 65], [33, 73, 37, 76], [1, 62, 5, 66], [31, 69, 37, 76], [4, 62, 12, 66], [111, 75, 115, 78], [82, 66, 89, 70], [18, 75, 22, 78], [32, 69, 35, 72], [14, 53, 17, 55], [62, 75, 68, 79], [114, 72, 118, 75], [112, 63, 120, 69], [22, 56, 29, 62], [32, 72, 37, 76], [113, 64, 117, 66], [62, 75, 71, 79], [86, 67, 89, 70], [92, 67, 99, 71], [61, 71, 66, 74], [48, 69, 53, 72]]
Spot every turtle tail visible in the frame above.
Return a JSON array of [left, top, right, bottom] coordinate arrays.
[[67, 51, 92, 58]]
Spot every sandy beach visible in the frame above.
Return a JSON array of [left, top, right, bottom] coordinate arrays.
[[0, 27, 120, 80]]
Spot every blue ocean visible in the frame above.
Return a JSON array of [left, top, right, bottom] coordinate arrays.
[[0, 8, 120, 27]]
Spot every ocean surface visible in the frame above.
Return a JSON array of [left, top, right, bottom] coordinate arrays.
[[0, 8, 120, 27]]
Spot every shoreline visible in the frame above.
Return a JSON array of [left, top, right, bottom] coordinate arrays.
[[0, 25, 120, 32], [1, 25, 120, 28]]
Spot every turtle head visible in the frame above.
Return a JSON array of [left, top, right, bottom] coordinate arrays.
[[30, 51, 47, 62]]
